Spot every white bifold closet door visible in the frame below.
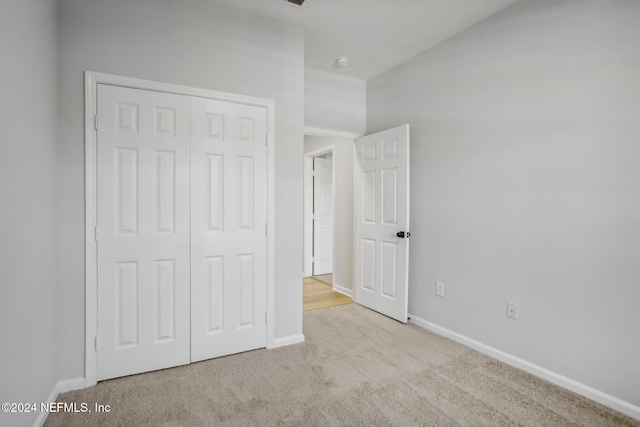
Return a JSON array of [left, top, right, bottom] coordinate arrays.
[[96, 84, 268, 380], [96, 85, 192, 381], [190, 97, 268, 362]]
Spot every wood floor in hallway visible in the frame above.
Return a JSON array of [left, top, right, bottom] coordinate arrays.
[[303, 277, 353, 312]]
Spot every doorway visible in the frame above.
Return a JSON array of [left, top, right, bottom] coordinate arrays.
[[311, 152, 334, 278], [302, 126, 411, 321], [303, 133, 356, 310]]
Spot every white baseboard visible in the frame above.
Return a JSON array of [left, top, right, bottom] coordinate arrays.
[[33, 377, 86, 427], [56, 377, 86, 394], [333, 282, 353, 297], [408, 314, 640, 422], [32, 382, 59, 427], [270, 334, 305, 349]]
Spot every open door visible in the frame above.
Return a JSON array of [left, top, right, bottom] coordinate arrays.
[[353, 125, 410, 323]]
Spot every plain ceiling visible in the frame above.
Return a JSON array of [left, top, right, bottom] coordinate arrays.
[[209, 0, 520, 80]]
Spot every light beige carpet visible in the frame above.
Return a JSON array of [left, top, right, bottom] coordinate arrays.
[[47, 304, 638, 426]]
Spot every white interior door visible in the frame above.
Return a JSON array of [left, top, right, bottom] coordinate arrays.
[[96, 83, 271, 380], [353, 124, 410, 323], [313, 157, 333, 276], [190, 97, 268, 362], [96, 84, 191, 380]]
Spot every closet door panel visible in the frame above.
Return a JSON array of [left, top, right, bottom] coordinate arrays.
[[191, 98, 268, 362], [96, 84, 191, 381]]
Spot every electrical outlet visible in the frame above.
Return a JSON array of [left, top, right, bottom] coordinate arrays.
[[507, 302, 518, 319], [436, 282, 444, 297]]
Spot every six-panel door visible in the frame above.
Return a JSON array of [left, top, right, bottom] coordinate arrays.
[[189, 97, 268, 362], [354, 125, 410, 323], [96, 84, 269, 380], [96, 85, 192, 380]]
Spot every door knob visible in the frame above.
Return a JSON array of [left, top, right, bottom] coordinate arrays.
[[396, 231, 411, 238]]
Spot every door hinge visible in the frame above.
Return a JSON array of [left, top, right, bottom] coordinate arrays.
[[94, 226, 99, 242], [265, 132, 268, 147], [264, 310, 268, 324], [95, 336, 99, 351], [94, 115, 99, 131], [265, 223, 268, 236], [311, 256, 315, 262]]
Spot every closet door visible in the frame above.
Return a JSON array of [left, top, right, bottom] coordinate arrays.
[[190, 97, 268, 362], [96, 84, 191, 380]]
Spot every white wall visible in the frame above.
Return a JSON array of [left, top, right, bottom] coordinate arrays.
[[0, 1, 59, 426], [305, 68, 366, 134], [368, 0, 640, 410], [57, 0, 304, 380], [304, 136, 354, 293]]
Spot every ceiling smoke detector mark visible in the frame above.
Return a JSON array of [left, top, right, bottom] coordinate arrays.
[[336, 57, 349, 68], [284, 0, 305, 6]]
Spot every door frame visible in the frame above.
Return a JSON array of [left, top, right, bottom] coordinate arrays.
[[303, 146, 334, 279], [84, 71, 276, 387], [302, 127, 362, 282]]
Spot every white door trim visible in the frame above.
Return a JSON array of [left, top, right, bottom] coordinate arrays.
[[304, 126, 362, 140], [84, 70, 276, 387], [302, 127, 363, 280]]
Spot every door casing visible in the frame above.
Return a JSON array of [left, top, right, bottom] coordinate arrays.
[[302, 127, 362, 280], [84, 71, 276, 387], [303, 146, 333, 279]]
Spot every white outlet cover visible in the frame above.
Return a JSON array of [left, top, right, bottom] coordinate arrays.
[[436, 282, 444, 297], [507, 302, 518, 319]]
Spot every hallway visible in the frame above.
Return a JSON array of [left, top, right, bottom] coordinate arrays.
[[303, 277, 352, 312]]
